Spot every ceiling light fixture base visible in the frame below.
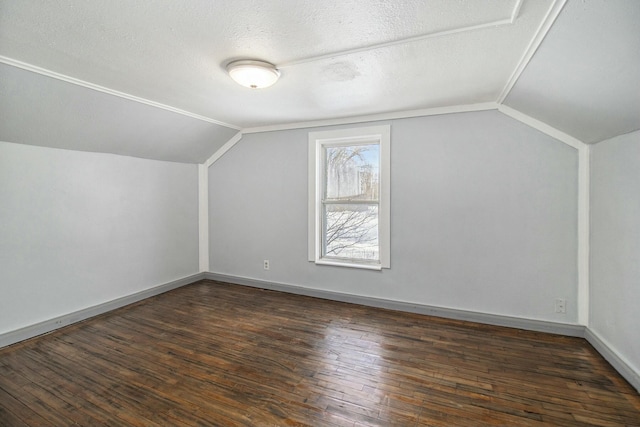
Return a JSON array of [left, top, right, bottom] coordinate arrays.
[[226, 59, 280, 89]]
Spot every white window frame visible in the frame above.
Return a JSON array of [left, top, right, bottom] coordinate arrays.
[[308, 125, 390, 270]]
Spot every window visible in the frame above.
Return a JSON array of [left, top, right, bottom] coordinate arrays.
[[308, 125, 390, 270]]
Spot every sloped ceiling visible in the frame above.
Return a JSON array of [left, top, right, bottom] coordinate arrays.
[[0, 62, 238, 163], [0, 0, 638, 163], [505, 0, 640, 144]]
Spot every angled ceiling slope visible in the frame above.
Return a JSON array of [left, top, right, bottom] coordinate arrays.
[[506, 0, 640, 144], [0, 62, 239, 163], [0, 0, 638, 162]]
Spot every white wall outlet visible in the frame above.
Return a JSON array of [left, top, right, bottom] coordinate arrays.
[[555, 298, 566, 314], [263, 260, 270, 270]]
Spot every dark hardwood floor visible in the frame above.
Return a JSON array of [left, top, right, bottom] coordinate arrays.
[[1, 280, 638, 426]]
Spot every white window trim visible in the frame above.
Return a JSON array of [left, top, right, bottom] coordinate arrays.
[[308, 125, 390, 270]]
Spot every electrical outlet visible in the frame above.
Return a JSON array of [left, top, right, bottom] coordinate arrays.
[[555, 298, 566, 314], [263, 260, 270, 270]]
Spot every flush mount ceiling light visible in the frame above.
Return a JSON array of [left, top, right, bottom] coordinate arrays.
[[226, 60, 280, 89]]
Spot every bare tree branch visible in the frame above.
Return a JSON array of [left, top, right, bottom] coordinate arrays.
[[325, 207, 377, 257]]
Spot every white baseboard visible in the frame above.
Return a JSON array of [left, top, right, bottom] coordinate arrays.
[[4, 271, 636, 394], [0, 272, 205, 349], [585, 328, 640, 393], [206, 273, 640, 393], [204, 273, 585, 337]]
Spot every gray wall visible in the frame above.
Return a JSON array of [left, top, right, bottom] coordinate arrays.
[[0, 141, 199, 334], [209, 110, 579, 322], [590, 130, 640, 378]]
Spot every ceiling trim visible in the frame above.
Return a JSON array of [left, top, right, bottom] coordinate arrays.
[[242, 102, 498, 134], [205, 131, 243, 167], [510, 0, 525, 23], [0, 55, 242, 130], [278, 0, 523, 69], [498, 104, 583, 149], [496, 0, 567, 103]]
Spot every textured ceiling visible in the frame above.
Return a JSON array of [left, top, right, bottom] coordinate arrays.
[[0, 0, 638, 162]]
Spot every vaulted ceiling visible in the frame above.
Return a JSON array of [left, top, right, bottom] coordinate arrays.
[[0, 0, 638, 163]]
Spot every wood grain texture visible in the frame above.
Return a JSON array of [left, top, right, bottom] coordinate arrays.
[[1, 280, 638, 426]]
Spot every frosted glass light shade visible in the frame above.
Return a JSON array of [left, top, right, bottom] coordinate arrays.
[[226, 60, 280, 89]]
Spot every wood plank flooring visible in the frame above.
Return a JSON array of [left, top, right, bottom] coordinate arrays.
[[1, 280, 639, 426]]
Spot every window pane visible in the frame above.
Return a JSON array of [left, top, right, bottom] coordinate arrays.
[[323, 204, 379, 261], [325, 144, 379, 200]]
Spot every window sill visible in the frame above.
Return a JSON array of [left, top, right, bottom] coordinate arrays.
[[312, 259, 382, 271]]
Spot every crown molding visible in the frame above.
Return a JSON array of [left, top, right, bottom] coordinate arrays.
[[243, 103, 498, 134], [496, 0, 568, 103], [204, 132, 243, 167], [278, 0, 522, 68], [498, 104, 583, 149], [0, 56, 241, 130]]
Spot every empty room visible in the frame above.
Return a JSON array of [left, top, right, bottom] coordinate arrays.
[[1, 0, 639, 425]]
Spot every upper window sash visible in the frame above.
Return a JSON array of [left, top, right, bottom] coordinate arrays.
[[322, 141, 380, 204]]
